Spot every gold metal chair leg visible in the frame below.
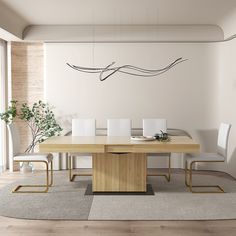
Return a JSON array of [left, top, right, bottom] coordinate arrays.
[[49, 161, 53, 186], [167, 155, 171, 182], [185, 160, 190, 187], [68, 154, 73, 182], [12, 160, 53, 193], [68, 154, 92, 182], [185, 160, 225, 193], [147, 155, 171, 182], [68, 154, 79, 182]]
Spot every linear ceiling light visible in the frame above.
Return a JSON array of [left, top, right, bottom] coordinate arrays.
[[67, 57, 187, 81]]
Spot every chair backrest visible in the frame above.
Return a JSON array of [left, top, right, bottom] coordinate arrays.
[[7, 123, 21, 156], [217, 123, 231, 158], [107, 119, 131, 136], [143, 118, 167, 136], [72, 118, 96, 136]]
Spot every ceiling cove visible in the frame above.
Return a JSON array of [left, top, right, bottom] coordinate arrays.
[[1, 0, 236, 42]]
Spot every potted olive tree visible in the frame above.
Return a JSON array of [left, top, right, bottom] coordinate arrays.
[[0, 100, 62, 172]]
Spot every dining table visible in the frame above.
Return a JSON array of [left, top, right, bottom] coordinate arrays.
[[39, 135, 200, 193]]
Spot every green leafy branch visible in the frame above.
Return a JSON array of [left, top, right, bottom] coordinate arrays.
[[0, 100, 17, 123], [0, 100, 62, 153]]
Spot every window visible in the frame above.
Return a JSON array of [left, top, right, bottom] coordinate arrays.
[[0, 39, 7, 172]]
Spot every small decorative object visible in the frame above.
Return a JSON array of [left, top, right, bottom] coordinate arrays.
[[67, 57, 187, 81], [0, 100, 62, 172], [154, 131, 170, 142], [131, 136, 156, 141]]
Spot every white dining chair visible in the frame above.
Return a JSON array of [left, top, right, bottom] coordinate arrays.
[[107, 119, 131, 136], [8, 123, 53, 193], [69, 118, 96, 181], [143, 118, 167, 135], [143, 119, 171, 182], [185, 123, 231, 193]]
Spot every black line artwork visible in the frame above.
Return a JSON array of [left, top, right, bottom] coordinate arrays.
[[67, 57, 187, 81]]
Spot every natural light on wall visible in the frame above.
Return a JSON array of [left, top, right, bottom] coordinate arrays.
[[0, 39, 7, 172]]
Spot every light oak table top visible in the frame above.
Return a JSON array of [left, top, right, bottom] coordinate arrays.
[[39, 136, 200, 154]]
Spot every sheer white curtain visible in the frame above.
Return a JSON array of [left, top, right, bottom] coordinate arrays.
[[0, 39, 7, 172]]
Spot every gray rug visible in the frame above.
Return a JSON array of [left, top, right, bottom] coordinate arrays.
[[0, 174, 93, 220], [1, 172, 236, 220]]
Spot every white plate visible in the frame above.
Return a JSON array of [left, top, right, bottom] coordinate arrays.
[[131, 136, 156, 141]]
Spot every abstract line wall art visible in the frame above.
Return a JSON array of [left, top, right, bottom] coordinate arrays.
[[67, 57, 187, 81]]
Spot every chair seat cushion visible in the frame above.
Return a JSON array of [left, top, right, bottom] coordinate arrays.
[[185, 153, 225, 163], [13, 153, 53, 162]]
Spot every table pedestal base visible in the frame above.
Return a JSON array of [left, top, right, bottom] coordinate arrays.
[[85, 184, 154, 195], [92, 153, 147, 192]]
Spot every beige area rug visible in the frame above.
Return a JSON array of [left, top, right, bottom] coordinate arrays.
[[0, 172, 236, 220]]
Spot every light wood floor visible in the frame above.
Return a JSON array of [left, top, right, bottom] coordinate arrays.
[[0, 169, 236, 236]]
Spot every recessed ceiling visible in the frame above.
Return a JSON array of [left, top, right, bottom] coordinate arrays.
[[1, 0, 236, 41], [1, 0, 236, 25]]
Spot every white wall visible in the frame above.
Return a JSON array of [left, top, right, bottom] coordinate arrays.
[[193, 39, 236, 178], [45, 42, 219, 169], [209, 39, 236, 177]]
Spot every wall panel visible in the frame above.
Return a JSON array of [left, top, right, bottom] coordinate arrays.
[[11, 42, 44, 170]]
